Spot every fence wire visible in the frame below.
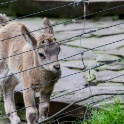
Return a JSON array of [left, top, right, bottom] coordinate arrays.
[[51, 95, 117, 124], [0, 19, 124, 62], [0, 0, 124, 123], [38, 65, 124, 123], [38, 92, 124, 124], [0, 60, 124, 118], [0, 3, 124, 43], [0, 31, 124, 123], [0, 36, 124, 118], [0, 0, 87, 25], [0, 0, 17, 5], [0, 35, 124, 99], [0, 1, 124, 25], [0, 62, 110, 117]]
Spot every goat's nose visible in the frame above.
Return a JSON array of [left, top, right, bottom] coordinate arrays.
[[54, 65, 60, 70]]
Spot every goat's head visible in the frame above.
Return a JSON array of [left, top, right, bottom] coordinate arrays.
[[22, 18, 61, 73]]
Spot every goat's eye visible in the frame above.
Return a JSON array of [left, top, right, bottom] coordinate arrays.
[[41, 40, 44, 43], [39, 53, 45, 59]]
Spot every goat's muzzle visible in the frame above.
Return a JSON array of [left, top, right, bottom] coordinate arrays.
[[49, 63, 60, 73]]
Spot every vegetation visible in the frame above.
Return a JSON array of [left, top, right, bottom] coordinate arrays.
[[72, 100, 124, 124]]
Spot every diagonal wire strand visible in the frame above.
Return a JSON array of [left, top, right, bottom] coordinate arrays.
[[1, 3, 124, 44], [0, 1, 123, 25], [0, 0, 123, 122], [1, 19, 124, 63], [0, 0, 17, 5], [51, 95, 116, 124], [1, 60, 124, 117], [38, 92, 124, 124], [0, 0, 86, 25], [0, 61, 118, 117], [0, 37, 124, 99], [0, 24, 121, 87]]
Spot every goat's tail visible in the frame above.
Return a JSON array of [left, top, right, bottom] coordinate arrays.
[[0, 14, 9, 27]]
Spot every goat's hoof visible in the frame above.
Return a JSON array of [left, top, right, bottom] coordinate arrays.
[[28, 113, 36, 124], [12, 122, 21, 124], [10, 116, 21, 124], [38, 118, 43, 122], [17, 122, 21, 124]]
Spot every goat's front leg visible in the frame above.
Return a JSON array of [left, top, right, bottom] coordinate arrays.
[[23, 89, 38, 124], [38, 91, 52, 123]]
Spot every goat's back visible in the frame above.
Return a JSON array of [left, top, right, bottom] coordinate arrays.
[[0, 22, 26, 56], [0, 22, 29, 74]]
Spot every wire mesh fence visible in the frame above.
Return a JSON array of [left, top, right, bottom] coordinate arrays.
[[0, 0, 124, 124]]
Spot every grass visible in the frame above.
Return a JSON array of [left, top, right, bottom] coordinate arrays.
[[71, 100, 124, 124]]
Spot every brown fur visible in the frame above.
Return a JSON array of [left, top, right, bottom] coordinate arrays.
[[0, 14, 61, 124]]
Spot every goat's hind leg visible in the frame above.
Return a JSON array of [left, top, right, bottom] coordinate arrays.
[[3, 76, 21, 124]]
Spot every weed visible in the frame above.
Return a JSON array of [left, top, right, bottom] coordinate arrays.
[[72, 100, 124, 124], [88, 100, 124, 124]]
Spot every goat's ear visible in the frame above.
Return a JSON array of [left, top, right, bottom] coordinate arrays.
[[21, 25, 37, 48], [43, 17, 54, 34]]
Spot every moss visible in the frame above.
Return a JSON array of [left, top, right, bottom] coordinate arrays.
[[84, 70, 96, 82], [68, 45, 82, 49], [112, 15, 119, 21]]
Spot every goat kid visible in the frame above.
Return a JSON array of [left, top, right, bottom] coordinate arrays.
[[0, 14, 61, 124]]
